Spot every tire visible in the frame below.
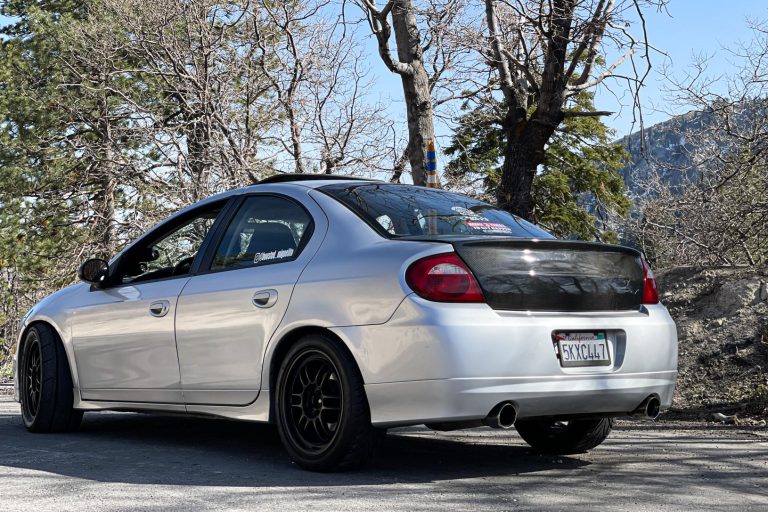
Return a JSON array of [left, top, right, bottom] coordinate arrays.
[[515, 418, 613, 454], [19, 324, 83, 433], [275, 334, 382, 471]]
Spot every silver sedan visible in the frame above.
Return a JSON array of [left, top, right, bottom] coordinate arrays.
[[13, 175, 677, 471]]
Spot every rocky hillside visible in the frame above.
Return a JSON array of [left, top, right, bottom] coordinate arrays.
[[617, 110, 713, 197], [657, 266, 768, 423]]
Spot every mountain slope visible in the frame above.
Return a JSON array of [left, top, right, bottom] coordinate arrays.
[[616, 110, 715, 197]]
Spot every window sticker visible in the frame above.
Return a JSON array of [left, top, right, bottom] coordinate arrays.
[[451, 206, 487, 221], [464, 221, 513, 234], [254, 248, 294, 263]]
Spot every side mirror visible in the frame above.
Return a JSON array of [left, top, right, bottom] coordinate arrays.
[[78, 258, 109, 286]]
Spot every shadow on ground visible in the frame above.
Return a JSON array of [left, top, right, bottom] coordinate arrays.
[[0, 411, 588, 486]]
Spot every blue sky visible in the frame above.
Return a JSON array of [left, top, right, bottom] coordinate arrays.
[[2, 0, 766, 141], [354, 1, 768, 143], [594, 0, 768, 136]]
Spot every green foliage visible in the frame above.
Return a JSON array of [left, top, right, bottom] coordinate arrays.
[[446, 92, 631, 241], [0, 0, 284, 365], [0, 0, 91, 358], [444, 103, 504, 180], [0, 0, 93, 277]]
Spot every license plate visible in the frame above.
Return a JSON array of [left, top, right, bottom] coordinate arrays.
[[555, 332, 611, 367]]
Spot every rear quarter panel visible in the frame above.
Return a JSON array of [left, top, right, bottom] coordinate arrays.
[[284, 189, 448, 327], [262, 189, 449, 388]]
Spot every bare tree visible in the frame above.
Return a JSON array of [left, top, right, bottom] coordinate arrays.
[[93, 0, 279, 207], [631, 21, 768, 267], [250, 0, 401, 177], [480, 0, 665, 218], [354, 0, 441, 186], [250, 0, 325, 174], [307, 51, 399, 175]]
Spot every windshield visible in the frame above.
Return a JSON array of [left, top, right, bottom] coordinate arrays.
[[320, 183, 554, 239]]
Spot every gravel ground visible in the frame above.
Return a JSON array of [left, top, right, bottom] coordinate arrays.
[[0, 397, 766, 512]]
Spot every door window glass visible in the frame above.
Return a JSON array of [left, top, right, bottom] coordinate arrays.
[[211, 196, 313, 271], [116, 206, 222, 284]]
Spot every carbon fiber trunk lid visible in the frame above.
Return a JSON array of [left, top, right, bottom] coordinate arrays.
[[450, 239, 645, 312]]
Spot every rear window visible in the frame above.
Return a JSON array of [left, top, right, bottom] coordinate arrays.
[[320, 183, 554, 239]]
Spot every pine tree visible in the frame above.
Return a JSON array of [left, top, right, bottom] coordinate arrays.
[[0, 0, 93, 361], [445, 90, 630, 242]]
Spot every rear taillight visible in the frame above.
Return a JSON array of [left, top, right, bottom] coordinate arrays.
[[641, 258, 659, 304], [405, 253, 485, 303]]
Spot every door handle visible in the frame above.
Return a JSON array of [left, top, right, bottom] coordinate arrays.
[[252, 289, 278, 308], [149, 300, 170, 317]]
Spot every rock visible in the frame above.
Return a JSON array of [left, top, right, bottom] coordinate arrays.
[[708, 318, 725, 328], [760, 281, 768, 302], [713, 280, 761, 316], [711, 412, 737, 424]]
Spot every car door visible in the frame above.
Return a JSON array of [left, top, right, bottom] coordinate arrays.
[[174, 193, 321, 406], [71, 200, 227, 404]]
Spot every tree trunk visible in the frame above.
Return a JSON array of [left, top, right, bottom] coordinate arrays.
[[95, 90, 116, 258], [96, 173, 116, 257], [497, 114, 558, 220], [483, 0, 574, 220], [392, 0, 436, 187], [287, 106, 305, 174], [184, 111, 213, 203], [497, 136, 537, 219]]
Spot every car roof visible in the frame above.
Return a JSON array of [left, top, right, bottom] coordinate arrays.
[[189, 175, 381, 202], [173, 176, 383, 220], [257, 173, 381, 186], [215, 175, 387, 199], [249, 178, 380, 190]]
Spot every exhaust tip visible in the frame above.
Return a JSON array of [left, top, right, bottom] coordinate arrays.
[[645, 396, 661, 419], [631, 394, 661, 419], [484, 402, 518, 429]]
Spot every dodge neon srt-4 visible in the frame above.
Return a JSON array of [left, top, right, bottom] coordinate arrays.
[[14, 175, 677, 471]]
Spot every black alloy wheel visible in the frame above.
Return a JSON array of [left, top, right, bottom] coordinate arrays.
[[275, 334, 383, 471], [21, 333, 42, 423], [19, 324, 83, 432], [283, 349, 343, 453]]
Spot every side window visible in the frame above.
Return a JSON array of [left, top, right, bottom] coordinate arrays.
[[375, 214, 396, 234], [211, 196, 312, 271], [116, 205, 222, 284]]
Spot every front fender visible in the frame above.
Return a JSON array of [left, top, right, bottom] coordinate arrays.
[[13, 286, 84, 402]]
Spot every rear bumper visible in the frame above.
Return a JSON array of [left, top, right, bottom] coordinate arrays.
[[333, 296, 678, 428], [365, 371, 676, 427]]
